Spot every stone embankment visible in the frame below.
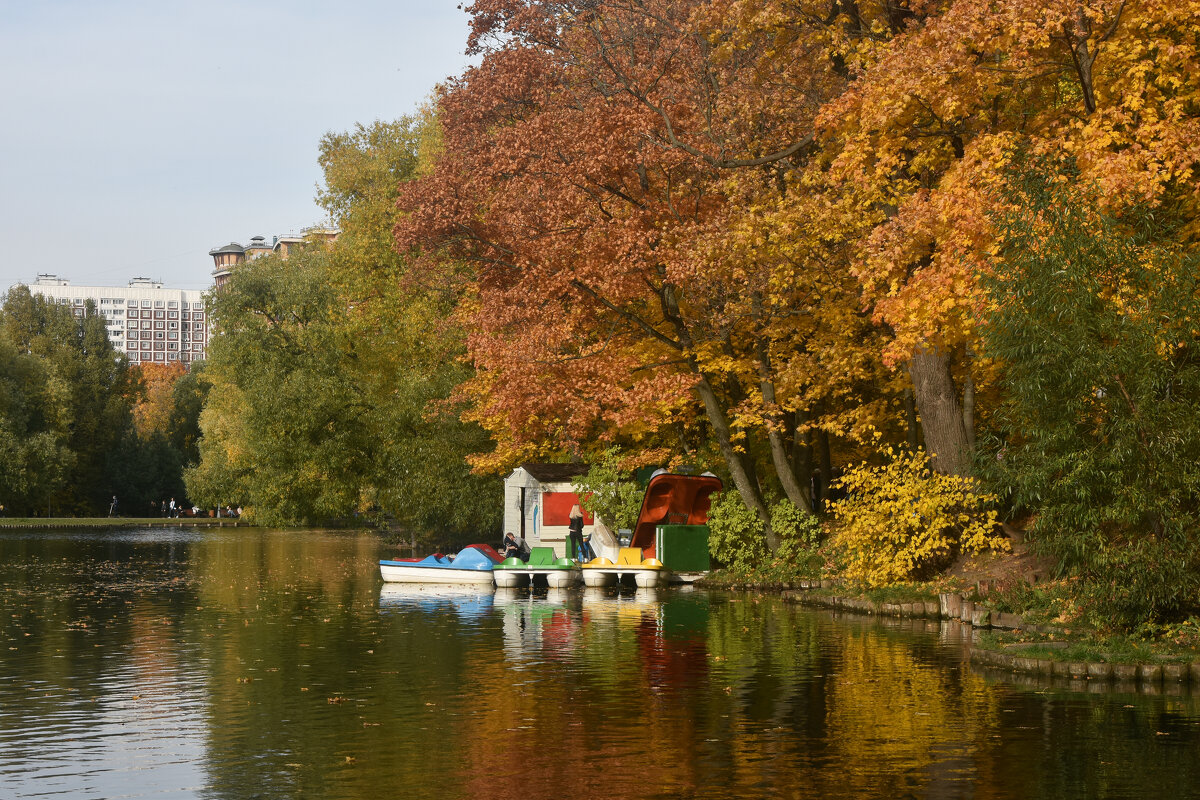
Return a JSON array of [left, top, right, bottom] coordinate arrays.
[[783, 581, 1200, 690]]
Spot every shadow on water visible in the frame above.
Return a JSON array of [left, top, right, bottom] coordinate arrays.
[[0, 527, 1198, 799]]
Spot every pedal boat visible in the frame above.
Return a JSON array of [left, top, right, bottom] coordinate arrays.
[[493, 546, 582, 588], [379, 544, 502, 585], [581, 547, 668, 588]]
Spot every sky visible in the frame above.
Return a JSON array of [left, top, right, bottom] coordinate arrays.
[[0, 1, 475, 292]]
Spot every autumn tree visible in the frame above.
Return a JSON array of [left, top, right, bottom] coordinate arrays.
[[397, 0, 910, 547], [131, 362, 187, 439], [818, 0, 1200, 475]]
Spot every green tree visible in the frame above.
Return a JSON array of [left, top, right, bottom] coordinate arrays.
[[572, 449, 644, 532], [979, 162, 1200, 626], [187, 115, 500, 541], [0, 287, 136, 514]]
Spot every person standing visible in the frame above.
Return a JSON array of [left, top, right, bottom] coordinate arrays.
[[108, 496, 118, 518], [568, 504, 585, 561], [169, 498, 176, 518]]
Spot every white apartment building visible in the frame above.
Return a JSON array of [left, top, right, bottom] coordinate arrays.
[[23, 275, 209, 365]]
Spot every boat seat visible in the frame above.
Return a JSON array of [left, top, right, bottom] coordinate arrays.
[[527, 547, 558, 566], [618, 547, 644, 566]]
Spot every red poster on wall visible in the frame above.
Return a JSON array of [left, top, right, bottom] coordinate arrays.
[[542, 492, 593, 526]]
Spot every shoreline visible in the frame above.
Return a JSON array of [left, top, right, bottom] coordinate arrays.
[[0, 517, 248, 528], [775, 582, 1200, 689]]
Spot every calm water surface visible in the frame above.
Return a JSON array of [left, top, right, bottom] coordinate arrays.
[[1, 527, 1198, 799]]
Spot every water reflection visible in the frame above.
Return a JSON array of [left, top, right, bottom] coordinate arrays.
[[379, 583, 496, 618], [1, 528, 1198, 799]]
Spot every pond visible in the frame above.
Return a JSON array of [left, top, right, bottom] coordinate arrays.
[[0, 527, 1197, 799]]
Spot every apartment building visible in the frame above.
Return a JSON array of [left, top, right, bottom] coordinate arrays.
[[209, 227, 338, 288], [24, 275, 209, 365]]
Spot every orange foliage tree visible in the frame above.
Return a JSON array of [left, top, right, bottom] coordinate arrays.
[[131, 362, 188, 439], [396, 0, 1199, 551], [818, 0, 1200, 474], [397, 0, 912, 545]]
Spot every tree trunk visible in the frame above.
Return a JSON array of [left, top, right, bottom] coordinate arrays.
[[909, 344, 972, 476], [756, 338, 813, 512], [904, 388, 920, 451], [693, 373, 778, 550], [817, 428, 833, 512], [962, 345, 976, 450], [793, 410, 814, 510]]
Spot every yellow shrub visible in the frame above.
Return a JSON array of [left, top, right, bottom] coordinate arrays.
[[831, 447, 1008, 587]]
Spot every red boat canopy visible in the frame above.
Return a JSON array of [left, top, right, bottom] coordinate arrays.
[[629, 473, 723, 557]]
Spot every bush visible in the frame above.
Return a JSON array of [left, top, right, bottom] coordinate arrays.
[[831, 447, 1007, 587], [771, 499, 825, 576], [707, 490, 769, 572], [708, 493, 826, 579]]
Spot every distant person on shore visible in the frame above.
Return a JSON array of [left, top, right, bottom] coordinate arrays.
[[161, 500, 168, 518], [568, 504, 585, 561], [169, 498, 177, 518], [108, 496, 117, 518]]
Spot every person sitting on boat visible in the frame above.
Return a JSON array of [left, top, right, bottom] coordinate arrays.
[[502, 532, 530, 561]]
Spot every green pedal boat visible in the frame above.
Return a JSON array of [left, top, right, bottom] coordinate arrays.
[[493, 546, 582, 588]]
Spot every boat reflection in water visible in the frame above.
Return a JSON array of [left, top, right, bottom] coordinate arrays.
[[378, 582, 496, 619]]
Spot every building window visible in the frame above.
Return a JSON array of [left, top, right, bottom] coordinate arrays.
[[168, 301, 178, 309], [168, 322, 178, 330], [168, 332, 178, 340], [155, 321, 164, 330], [141, 300, 151, 307], [154, 353, 164, 361], [154, 332, 164, 340], [168, 311, 178, 320], [154, 311, 164, 320], [154, 301, 164, 309]]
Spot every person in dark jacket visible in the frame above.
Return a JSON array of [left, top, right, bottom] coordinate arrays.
[[568, 504, 586, 561]]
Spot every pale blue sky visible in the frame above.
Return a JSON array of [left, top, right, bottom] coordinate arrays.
[[0, 1, 474, 291]]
